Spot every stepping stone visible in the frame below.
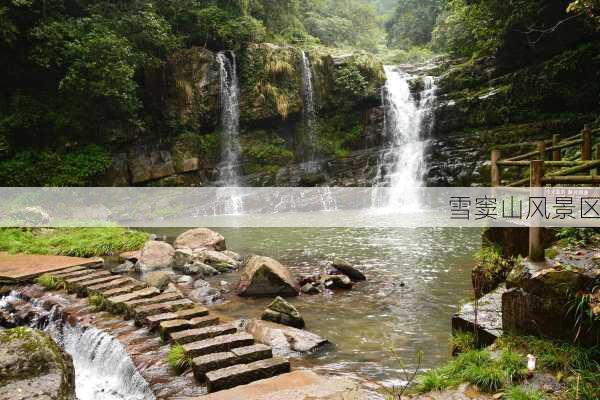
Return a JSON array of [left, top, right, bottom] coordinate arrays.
[[121, 291, 183, 317], [192, 344, 273, 381], [189, 315, 220, 329], [193, 352, 239, 381], [133, 299, 195, 324], [171, 324, 237, 345], [183, 333, 254, 358], [206, 357, 290, 392], [105, 287, 161, 313], [50, 266, 89, 278], [64, 271, 111, 292], [87, 277, 144, 296], [101, 283, 147, 298], [53, 269, 97, 280], [232, 344, 272, 364], [159, 319, 192, 340], [72, 275, 123, 296], [145, 306, 210, 330]]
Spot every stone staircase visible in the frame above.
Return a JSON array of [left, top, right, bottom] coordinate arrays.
[[44, 265, 291, 394]]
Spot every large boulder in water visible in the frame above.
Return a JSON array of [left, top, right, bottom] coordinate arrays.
[[0, 327, 75, 400], [136, 240, 175, 272], [174, 228, 226, 251], [241, 319, 329, 354], [331, 258, 366, 281], [237, 255, 300, 297]]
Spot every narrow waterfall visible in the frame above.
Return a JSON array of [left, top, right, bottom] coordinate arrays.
[[216, 51, 242, 186], [1, 293, 154, 400], [301, 51, 318, 172], [216, 51, 243, 214], [372, 66, 437, 210]]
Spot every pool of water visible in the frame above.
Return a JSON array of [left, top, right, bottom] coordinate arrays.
[[150, 227, 481, 387]]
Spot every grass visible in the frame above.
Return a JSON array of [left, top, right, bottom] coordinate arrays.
[[504, 386, 547, 400], [88, 293, 106, 312], [450, 331, 476, 354], [0, 227, 148, 257], [35, 274, 62, 290], [167, 344, 191, 372]]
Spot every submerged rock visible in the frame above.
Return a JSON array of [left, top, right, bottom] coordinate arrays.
[[0, 327, 75, 400], [111, 260, 135, 274], [136, 240, 175, 272], [189, 286, 223, 306], [196, 250, 237, 268], [261, 296, 305, 328], [174, 228, 226, 251], [301, 283, 321, 294], [242, 319, 330, 354], [237, 255, 300, 297], [321, 274, 353, 290], [331, 258, 366, 281], [144, 271, 172, 291]]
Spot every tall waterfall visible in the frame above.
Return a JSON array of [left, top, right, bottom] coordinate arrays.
[[216, 51, 242, 186], [216, 51, 243, 214], [372, 66, 437, 211], [301, 51, 318, 171]]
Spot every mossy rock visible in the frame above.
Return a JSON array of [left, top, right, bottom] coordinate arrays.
[[0, 327, 75, 399]]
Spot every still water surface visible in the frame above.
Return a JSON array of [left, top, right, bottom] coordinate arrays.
[[152, 227, 481, 386]]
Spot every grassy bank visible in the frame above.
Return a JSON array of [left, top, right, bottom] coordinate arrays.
[[399, 333, 600, 400], [0, 227, 148, 257]]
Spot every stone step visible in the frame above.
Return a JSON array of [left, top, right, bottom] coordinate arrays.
[[145, 306, 210, 330], [169, 324, 237, 345], [206, 357, 290, 392], [105, 287, 161, 314], [122, 292, 184, 318], [101, 283, 147, 298], [64, 270, 110, 285], [192, 344, 272, 381], [183, 333, 254, 359], [71, 275, 124, 297], [133, 299, 195, 325], [190, 315, 220, 329], [87, 278, 145, 296], [50, 266, 89, 278], [53, 268, 98, 280], [157, 315, 220, 339]]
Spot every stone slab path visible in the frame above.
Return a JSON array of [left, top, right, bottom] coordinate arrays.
[[0, 252, 102, 281], [41, 263, 291, 396]]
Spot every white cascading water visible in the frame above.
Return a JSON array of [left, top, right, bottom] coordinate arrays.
[[301, 51, 318, 172], [372, 66, 437, 211], [216, 51, 243, 214], [0, 293, 154, 400]]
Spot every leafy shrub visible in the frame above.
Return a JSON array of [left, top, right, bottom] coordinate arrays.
[[504, 386, 546, 400], [450, 331, 476, 354], [35, 274, 61, 290], [89, 294, 106, 312], [167, 344, 191, 372]]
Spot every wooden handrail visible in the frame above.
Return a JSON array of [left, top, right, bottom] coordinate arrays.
[[546, 159, 600, 177], [497, 160, 587, 167], [543, 175, 600, 184]]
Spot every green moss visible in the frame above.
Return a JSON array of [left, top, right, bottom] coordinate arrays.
[[0, 227, 148, 257], [315, 112, 362, 159]]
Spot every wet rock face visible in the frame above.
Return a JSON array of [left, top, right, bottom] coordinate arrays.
[[0, 327, 75, 400], [236, 256, 300, 297]]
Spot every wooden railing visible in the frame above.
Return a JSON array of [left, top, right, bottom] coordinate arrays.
[[489, 125, 600, 262], [490, 125, 600, 187]]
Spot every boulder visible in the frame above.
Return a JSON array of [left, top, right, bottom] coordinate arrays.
[[144, 271, 172, 291], [331, 258, 366, 281], [222, 250, 242, 261], [110, 260, 136, 274], [136, 240, 175, 272], [0, 327, 75, 400], [174, 228, 226, 251], [174, 248, 194, 267], [261, 297, 305, 328], [237, 256, 300, 297], [177, 275, 194, 286], [242, 319, 330, 354], [321, 275, 352, 290], [119, 250, 141, 263], [301, 283, 320, 294], [194, 279, 211, 289], [190, 286, 223, 306]]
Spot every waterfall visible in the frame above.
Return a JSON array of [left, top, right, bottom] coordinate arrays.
[[301, 51, 318, 172], [216, 51, 243, 214], [372, 66, 437, 211], [1, 293, 155, 400], [216, 51, 242, 186]]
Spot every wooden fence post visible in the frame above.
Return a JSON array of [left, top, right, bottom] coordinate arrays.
[[529, 160, 545, 262], [491, 149, 501, 186], [582, 125, 592, 161], [552, 134, 561, 161], [594, 143, 600, 176], [537, 141, 546, 161]]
